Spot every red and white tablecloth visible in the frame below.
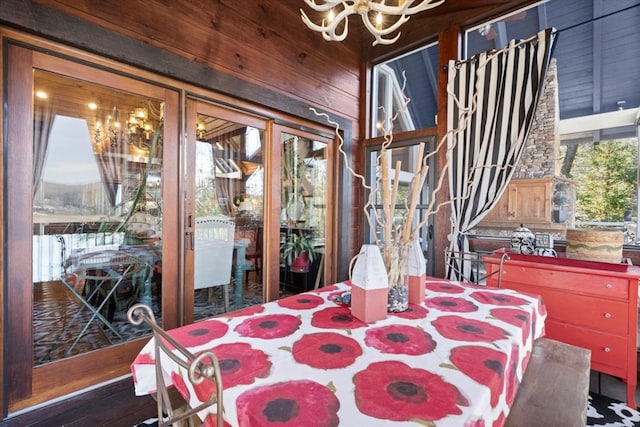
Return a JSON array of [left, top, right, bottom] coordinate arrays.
[[131, 278, 547, 426]]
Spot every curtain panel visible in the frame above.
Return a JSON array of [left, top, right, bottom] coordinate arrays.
[[33, 99, 56, 199], [446, 28, 556, 281]]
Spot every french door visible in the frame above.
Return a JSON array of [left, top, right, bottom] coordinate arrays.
[[273, 125, 337, 295], [182, 108, 338, 312], [5, 44, 180, 410], [184, 98, 271, 320], [4, 43, 339, 413]]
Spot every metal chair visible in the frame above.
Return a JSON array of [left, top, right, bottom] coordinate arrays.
[[128, 304, 223, 427], [194, 216, 235, 312]]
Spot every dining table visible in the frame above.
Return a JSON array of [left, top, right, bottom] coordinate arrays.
[[131, 277, 547, 426]]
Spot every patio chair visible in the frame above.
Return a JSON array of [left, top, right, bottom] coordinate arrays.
[[194, 216, 235, 312]]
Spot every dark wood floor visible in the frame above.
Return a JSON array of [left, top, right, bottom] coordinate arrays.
[[0, 378, 156, 427]]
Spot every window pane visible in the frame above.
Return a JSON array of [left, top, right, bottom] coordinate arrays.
[[33, 70, 164, 365], [194, 114, 265, 320], [371, 42, 439, 137], [281, 133, 327, 293]]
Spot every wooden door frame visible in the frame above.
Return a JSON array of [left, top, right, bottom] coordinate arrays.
[[4, 42, 180, 412], [272, 124, 338, 300]]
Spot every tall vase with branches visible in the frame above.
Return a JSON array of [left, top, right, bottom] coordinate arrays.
[[311, 81, 452, 312]]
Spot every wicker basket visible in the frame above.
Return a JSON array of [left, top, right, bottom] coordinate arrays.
[[565, 229, 624, 263]]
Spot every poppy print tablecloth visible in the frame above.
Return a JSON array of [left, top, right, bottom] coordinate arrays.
[[131, 279, 547, 426]]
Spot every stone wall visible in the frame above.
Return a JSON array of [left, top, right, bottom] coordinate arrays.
[[514, 58, 560, 178]]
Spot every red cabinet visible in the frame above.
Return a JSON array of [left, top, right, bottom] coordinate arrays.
[[484, 251, 640, 408]]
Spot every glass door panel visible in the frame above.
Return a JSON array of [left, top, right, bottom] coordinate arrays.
[[186, 99, 266, 321], [6, 45, 179, 410], [278, 130, 332, 294], [32, 70, 165, 365]]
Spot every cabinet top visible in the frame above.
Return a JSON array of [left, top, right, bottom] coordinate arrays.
[[486, 248, 640, 277]]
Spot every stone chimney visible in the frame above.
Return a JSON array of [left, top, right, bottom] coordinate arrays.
[[515, 58, 560, 178]]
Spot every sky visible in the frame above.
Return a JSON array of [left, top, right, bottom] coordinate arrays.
[[42, 115, 102, 185]]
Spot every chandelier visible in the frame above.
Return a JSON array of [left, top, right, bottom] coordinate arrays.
[[300, 0, 444, 46], [94, 105, 156, 150]]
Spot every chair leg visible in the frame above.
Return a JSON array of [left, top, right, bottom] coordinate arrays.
[[223, 284, 229, 312]]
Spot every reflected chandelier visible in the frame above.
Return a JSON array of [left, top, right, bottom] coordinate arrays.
[[300, 0, 444, 46], [95, 105, 156, 150]]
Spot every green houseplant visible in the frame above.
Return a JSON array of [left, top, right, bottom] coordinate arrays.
[[281, 232, 316, 272]]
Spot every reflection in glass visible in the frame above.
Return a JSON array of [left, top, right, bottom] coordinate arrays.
[[32, 70, 163, 365], [193, 114, 265, 321], [280, 133, 327, 293], [371, 41, 439, 137]]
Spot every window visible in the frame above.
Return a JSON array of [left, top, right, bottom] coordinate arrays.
[[371, 41, 439, 137], [365, 137, 437, 275]]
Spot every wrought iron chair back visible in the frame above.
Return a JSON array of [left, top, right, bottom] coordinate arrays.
[[445, 249, 508, 286], [127, 303, 224, 427]]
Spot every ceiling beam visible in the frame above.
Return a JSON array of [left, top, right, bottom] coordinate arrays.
[[559, 108, 639, 135]]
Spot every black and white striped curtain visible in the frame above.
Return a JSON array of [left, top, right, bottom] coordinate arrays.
[[446, 28, 556, 281]]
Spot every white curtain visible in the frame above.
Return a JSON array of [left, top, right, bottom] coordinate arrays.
[[33, 99, 55, 198], [446, 29, 556, 281]]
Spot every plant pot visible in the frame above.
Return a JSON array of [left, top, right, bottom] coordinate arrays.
[[553, 209, 567, 223], [290, 252, 310, 272]]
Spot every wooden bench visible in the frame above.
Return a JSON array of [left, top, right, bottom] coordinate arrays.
[[505, 337, 591, 427]]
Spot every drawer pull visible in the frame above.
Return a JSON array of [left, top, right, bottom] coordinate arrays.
[[605, 283, 613, 289], [604, 313, 612, 319], [604, 347, 611, 353]]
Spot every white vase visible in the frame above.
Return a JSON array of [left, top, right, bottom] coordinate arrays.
[[286, 193, 305, 222], [381, 242, 410, 313]]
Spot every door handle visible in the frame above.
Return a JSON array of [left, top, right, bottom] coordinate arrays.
[[186, 231, 194, 251], [428, 224, 433, 240], [187, 214, 194, 250]]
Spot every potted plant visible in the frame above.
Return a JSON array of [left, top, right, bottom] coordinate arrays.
[[281, 232, 316, 272]]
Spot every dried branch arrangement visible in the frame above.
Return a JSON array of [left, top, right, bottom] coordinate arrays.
[[311, 85, 448, 269]]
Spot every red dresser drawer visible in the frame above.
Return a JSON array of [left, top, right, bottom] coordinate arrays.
[[495, 263, 630, 299], [499, 282, 628, 335], [545, 320, 627, 370]]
